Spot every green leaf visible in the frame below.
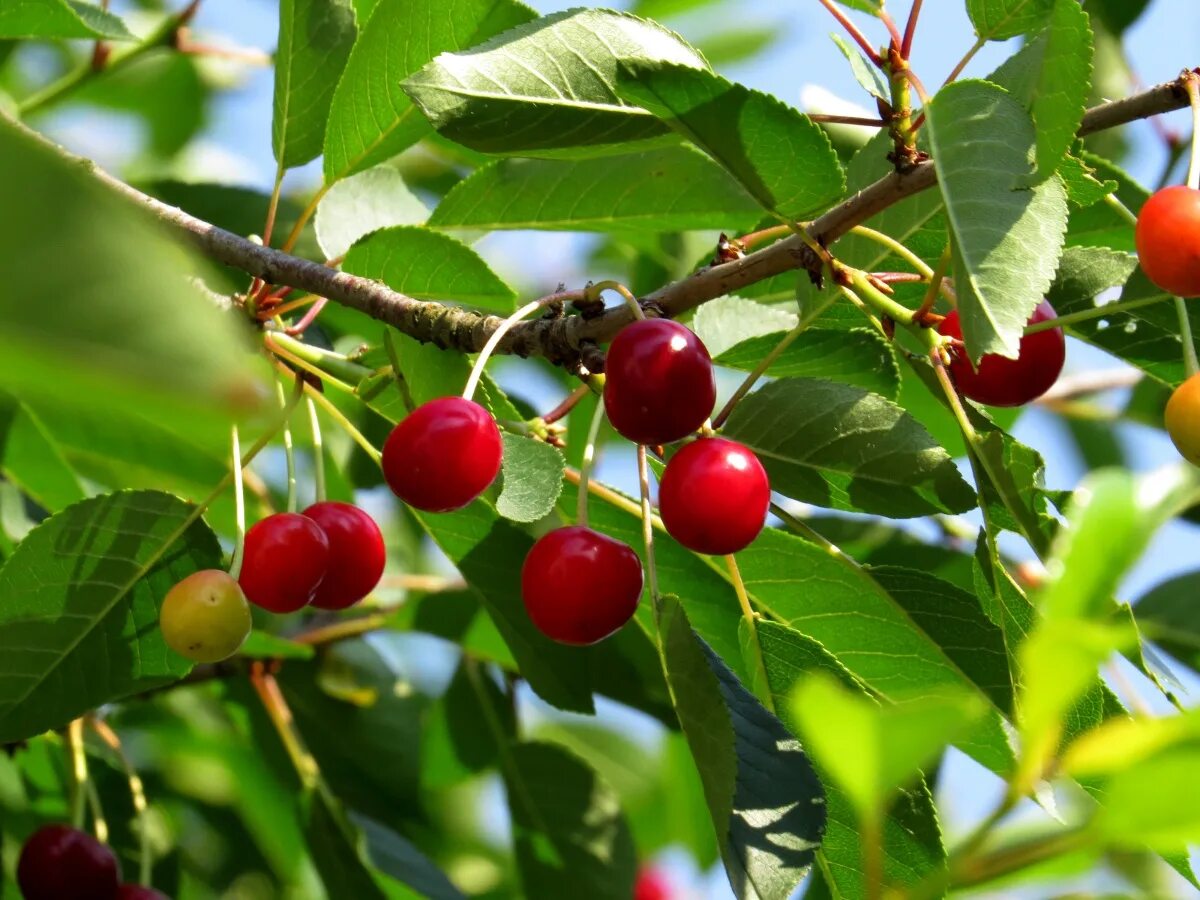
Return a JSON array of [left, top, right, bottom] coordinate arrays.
[[616, 63, 845, 219], [830, 33, 889, 102], [0, 0, 133, 40], [990, 0, 1094, 181], [304, 788, 422, 899], [690, 296, 799, 358], [1085, 0, 1150, 34], [402, 9, 708, 159], [1135, 571, 1200, 673], [497, 433, 565, 523], [694, 25, 781, 68], [1065, 152, 1148, 252], [714, 327, 900, 400], [272, 0, 357, 169], [0, 118, 262, 446], [0, 490, 220, 743], [1063, 707, 1200, 779], [1058, 154, 1119, 208], [323, 0, 536, 183], [315, 165, 430, 259], [1093, 746, 1200, 852], [659, 595, 825, 899], [428, 146, 762, 233], [279, 639, 425, 826], [722, 378, 976, 518], [237, 630, 315, 661], [352, 813, 467, 900], [342, 226, 516, 312], [925, 80, 1069, 361], [507, 742, 636, 900], [0, 392, 85, 513], [1038, 467, 1200, 624], [790, 673, 985, 816], [758, 622, 946, 897], [967, 0, 1054, 40], [422, 660, 515, 789]]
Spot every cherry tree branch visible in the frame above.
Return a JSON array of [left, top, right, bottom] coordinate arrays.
[[10, 75, 1191, 370]]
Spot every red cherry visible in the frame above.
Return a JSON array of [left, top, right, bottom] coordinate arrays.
[[382, 397, 503, 512], [658, 438, 770, 555], [603, 318, 716, 445], [238, 512, 330, 613], [117, 886, 171, 899], [1135, 185, 1200, 297], [521, 526, 643, 645], [17, 825, 121, 900], [634, 867, 673, 900], [302, 502, 386, 610], [937, 300, 1065, 407]]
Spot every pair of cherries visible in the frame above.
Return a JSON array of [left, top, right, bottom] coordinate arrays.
[[525, 318, 771, 646], [239, 501, 385, 613], [17, 824, 167, 899]]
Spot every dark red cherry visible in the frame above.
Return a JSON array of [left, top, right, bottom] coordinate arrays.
[[17, 824, 120, 900], [603, 318, 716, 445], [658, 438, 769, 555], [301, 502, 386, 610], [937, 300, 1065, 407], [635, 867, 673, 900], [382, 397, 503, 512], [1135, 185, 1200, 297], [521, 526, 643, 645], [117, 885, 171, 899], [238, 512, 330, 613]]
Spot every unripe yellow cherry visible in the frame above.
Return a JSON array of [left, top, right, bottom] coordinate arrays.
[[159, 569, 252, 663], [1165, 373, 1200, 466]]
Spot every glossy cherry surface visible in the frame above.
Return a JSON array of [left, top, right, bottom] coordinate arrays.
[[238, 513, 330, 613], [603, 319, 716, 445], [1165, 372, 1200, 466], [302, 502, 386, 609], [116, 886, 171, 900], [382, 397, 503, 512], [658, 438, 770, 555], [1135, 185, 1200, 297], [159, 569, 252, 663], [634, 867, 673, 900], [938, 300, 1066, 407], [521, 526, 643, 645], [17, 825, 121, 900]]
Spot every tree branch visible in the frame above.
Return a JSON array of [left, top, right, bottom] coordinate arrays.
[[11, 74, 1191, 370]]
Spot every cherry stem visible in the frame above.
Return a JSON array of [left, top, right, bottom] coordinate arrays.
[[264, 332, 357, 395], [901, 0, 923, 59], [850, 225, 934, 278], [839, 285, 887, 334], [930, 346, 980, 442], [90, 719, 152, 885], [85, 780, 108, 845], [262, 162, 285, 249], [249, 663, 320, 788], [383, 329, 415, 414], [588, 280, 646, 320], [563, 467, 665, 529], [306, 396, 326, 503], [280, 182, 329, 255], [66, 718, 89, 831], [463, 298, 548, 401], [736, 223, 791, 250], [943, 36, 986, 87], [267, 295, 319, 318], [293, 614, 390, 647], [878, 8, 904, 50], [724, 554, 774, 713], [635, 445, 661, 609], [576, 399, 608, 527], [1175, 297, 1200, 377], [808, 113, 888, 127], [543, 384, 591, 425], [228, 425, 247, 580], [275, 379, 298, 513], [915, 244, 954, 320], [1024, 293, 1168, 334], [816, 0, 883, 67], [300, 378, 382, 465], [1184, 72, 1200, 191], [285, 297, 329, 336]]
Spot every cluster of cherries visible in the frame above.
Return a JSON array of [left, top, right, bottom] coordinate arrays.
[[17, 824, 166, 899], [1137, 184, 1200, 465], [380, 317, 771, 647], [159, 501, 385, 664]]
